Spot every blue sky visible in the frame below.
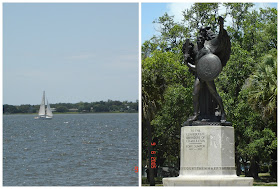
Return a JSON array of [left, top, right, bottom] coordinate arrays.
[[142, 2, 278, 44], [3, 2, 278, 105], [3, 3, 139, 105], [141, 3, 167, 44]]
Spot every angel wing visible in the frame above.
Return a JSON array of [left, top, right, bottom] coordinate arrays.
[[204, 17, 231, 67]]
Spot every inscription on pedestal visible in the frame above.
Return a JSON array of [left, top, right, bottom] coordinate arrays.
[[185, 128, 206, 151], [181, 166, 235, 170], [181, 126, 237, 176]]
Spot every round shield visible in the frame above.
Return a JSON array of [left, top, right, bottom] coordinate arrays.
[[196, 53, 222, 81]]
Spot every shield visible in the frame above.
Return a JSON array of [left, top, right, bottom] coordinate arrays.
[[196, 53, 222, 81]]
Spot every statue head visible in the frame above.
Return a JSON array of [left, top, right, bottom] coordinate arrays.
[[198, 26, 216, 43], [197, 26, 210, 49], [199, 26, 211, 37]]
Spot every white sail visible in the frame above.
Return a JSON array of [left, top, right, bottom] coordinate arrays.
[[38, 91, 46, 116], [35, 91, 53, 120], [46, 99, 53, 118]]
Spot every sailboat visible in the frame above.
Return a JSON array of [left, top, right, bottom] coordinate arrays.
[[34, 91, 53, 119]]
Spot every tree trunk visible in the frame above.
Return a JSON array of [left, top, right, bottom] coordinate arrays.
[[271, 161, 277, 180], [270, 150, 277, 180], [236, 155, 241, 176], [146, 119, 155, 186], [249, 158, 259, 179]]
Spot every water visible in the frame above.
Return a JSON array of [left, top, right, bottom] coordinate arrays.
[[3, 113, 139, 186]]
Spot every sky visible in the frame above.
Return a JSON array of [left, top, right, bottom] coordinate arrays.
[[3, 3, 139, 105], [141, 2, 278, 44], [2, 2, 278, 105]]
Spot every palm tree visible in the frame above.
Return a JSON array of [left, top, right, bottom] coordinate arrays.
[[244, 54, 277, 121]]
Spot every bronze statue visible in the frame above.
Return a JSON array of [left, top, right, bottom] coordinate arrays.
[[183, 16, 231, 126]]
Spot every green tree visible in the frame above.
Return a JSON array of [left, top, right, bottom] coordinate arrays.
[[244, 54, 277, 121], [142, 46, 192, 185], [240, 53, 277, 179], [3, 104, 19, 114], [183, 3, 220, 33], [153, 13, 189, 52], [224, 3, 254, 31], [215, 5, 277, 178], [56, 106, 68, 113], [152, 85, 192, 167], [17, 104, 31, 113]]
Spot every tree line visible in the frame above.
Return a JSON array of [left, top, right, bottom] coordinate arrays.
[[3, 100, 138, 114], [142, 3, 277, 185]]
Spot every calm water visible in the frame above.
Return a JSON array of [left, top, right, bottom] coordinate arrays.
[[3, 113, 138, 186]]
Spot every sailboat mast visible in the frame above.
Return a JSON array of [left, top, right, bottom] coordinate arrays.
[[44, 91, 46, 116]]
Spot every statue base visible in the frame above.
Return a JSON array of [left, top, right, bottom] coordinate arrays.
[[183, 120, 232, 126], [163, 175, 253, 186], [162, 126, 253, 186], [183, 114, 232, 126]]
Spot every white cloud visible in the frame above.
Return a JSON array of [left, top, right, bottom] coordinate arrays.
[[166, 3, 193, 23], [253, 3, 277, 11]]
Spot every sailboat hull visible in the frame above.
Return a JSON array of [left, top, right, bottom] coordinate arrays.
[[34, 116, 53, 120]]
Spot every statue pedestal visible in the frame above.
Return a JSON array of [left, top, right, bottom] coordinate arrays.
[[162, 126, 253, 186]]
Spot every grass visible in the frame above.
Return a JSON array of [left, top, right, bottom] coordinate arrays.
[[142, 177, 163, 186], [253, 172, 277, 186]]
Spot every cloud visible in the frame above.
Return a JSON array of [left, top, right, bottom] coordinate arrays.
[[166, 3, 193, 23], [253, 3, 277, 11]]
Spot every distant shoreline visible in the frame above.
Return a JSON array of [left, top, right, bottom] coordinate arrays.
[[3, 111, 138, 115], [3, 100, 138, 114]]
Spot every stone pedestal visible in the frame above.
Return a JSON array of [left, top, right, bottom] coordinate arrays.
[[163, 126, 253, 186]]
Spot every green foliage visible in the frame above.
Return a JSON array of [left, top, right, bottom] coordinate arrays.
[[223, 3, 254, 31], [151, 84, 192, 165], [244, 54, 277, 121], [142, 37, 160, 59], [56, 106, 68, 113], [183, 3, 220, 32], [153, 13, 189, 52], [3, 104, 20, 114], [217, 42, 254, 100], [142, 50, 191, 116], [233, 87, 277, 178], [3, 100, 138, 114], [142, 49, 192, 170]]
